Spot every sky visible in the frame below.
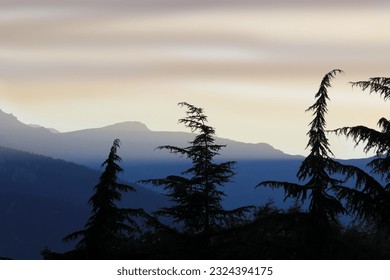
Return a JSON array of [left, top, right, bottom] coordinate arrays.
[[0, 0, 390, 159]]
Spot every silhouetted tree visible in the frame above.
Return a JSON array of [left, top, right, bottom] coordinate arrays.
[[141, 102, 248, 239], [334, 77, 390, 231], [258, 69, 346, 224], [63, 139, 142, 259]]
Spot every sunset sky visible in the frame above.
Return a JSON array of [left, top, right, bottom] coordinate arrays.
[[0, 0, 389, 158]]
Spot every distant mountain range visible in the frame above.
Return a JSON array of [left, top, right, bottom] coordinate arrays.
[[0, 108, 373, 259], [0, 108, 309, 205], [0, 108, 374, 209], [0, 109, 296, 164]]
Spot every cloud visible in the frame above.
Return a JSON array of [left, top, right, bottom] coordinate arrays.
[[1, 6, 389, 80]]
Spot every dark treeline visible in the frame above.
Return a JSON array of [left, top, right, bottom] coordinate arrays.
[[42, 71, 390, 260]]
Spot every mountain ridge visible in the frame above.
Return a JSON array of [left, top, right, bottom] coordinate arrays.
[[0, 108, 296, 165]]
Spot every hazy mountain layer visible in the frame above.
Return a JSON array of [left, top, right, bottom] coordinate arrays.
[[0, 109, 296, 166]]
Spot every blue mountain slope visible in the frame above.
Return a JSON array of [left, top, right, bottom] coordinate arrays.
[[126, 156, 376, 211], [0, 146, 168, 259]]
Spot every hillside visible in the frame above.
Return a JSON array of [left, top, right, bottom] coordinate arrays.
[[0, 146, 168, 259]]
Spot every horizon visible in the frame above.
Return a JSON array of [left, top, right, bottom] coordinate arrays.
[[0, 106, 376, 160], [1, 1, 389, 159]]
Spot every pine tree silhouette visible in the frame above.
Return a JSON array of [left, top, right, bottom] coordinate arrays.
[[258, 69, 346, 223], [141, 102, 247, 238], [63, 139, 142, 259], [334, 77, 390, 230]]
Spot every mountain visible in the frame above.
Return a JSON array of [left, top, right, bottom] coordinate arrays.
[[0, 109, 305, 207], [0, 109, 293, 165], [2, 109, 376, 208], [0, 146, 168, 259], [28, 124, 60, 134]]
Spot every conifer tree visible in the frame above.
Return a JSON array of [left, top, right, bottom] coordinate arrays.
[[63, 139, 142, 259], [141, 102, 246, 237], [258, 69, 346, 223], [341, 77, 390, 182], [334, 77, 390, 230]]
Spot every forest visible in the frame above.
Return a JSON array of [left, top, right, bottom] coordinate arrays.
[[40, 70, 390, 260]]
